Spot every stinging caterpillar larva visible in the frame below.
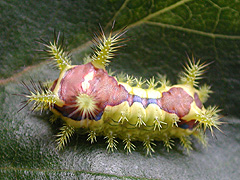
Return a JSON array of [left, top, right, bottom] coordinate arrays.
[[18, 23, 222, 155]]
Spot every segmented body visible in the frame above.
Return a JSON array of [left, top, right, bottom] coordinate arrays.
[[52, 63, 201, 143], [19, 25, 221, 155]]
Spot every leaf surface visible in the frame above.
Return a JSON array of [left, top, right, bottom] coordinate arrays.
[[1, 0, 240, 179]]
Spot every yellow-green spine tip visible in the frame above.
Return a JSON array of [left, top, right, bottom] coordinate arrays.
[[56, 125, 75, 150], [123, 135, 136, 154], [105, 131, 118, 152], [179, 56, 209, 87], [196, 106, 222, 134], [42, 32, 71, 72], [18, 80, 64, 113], [91, 23, 127, 70]]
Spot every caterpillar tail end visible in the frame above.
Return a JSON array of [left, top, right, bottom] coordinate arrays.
[[196, 106, 222, 135]]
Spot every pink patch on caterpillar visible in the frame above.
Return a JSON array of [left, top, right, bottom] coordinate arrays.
[[159, 87, 193, 118]]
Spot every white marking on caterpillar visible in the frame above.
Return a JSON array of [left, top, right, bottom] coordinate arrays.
[[82, 71, 94, 91]]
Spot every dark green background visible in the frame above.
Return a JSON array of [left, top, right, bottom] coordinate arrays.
[[1, 0, 239, 179]]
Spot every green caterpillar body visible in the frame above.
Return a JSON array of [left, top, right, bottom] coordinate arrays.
[[20, 26, 221, 155]]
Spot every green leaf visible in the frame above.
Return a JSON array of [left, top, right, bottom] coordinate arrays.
[[1, 0, 240, 179]]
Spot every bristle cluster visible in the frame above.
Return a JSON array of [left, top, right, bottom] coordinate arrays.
[[91, 23, 127, 69], [196, 106, 221, 134], [135, 77, 146, 88], [105, 131, 118, 152], [125, 75, 135, 85], [18, 81, 64, 112], [135, 115, 146, 127], [180, 136, 193, 153], [49, 114, 58, 124], [143, 137, 156, 156], [56, 125, 75, 150], [193, 129, 208, 147], [118, 112, 129, 124], [199, 84, 213, 103], [157, 74, 171, 88], [163, 138, 175, 152], [42, 32, 71, 72], [87, 130, 97, 144], [146, 77, 158, 89], [68, 93, 99, 120], [115, 72, 127, 82], [153, 117, 167, 131], [123, 134, 136, 154], [117, 74, 171, 90], [179, 56, 208, 87]]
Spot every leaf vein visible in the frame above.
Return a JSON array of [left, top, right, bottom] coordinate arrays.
[[0, 166, 154, 180], [145, 21, 240, 40], [127, 0, 192, 29]]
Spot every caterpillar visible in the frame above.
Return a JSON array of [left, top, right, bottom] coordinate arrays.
[[18, 24, 221, 155]]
